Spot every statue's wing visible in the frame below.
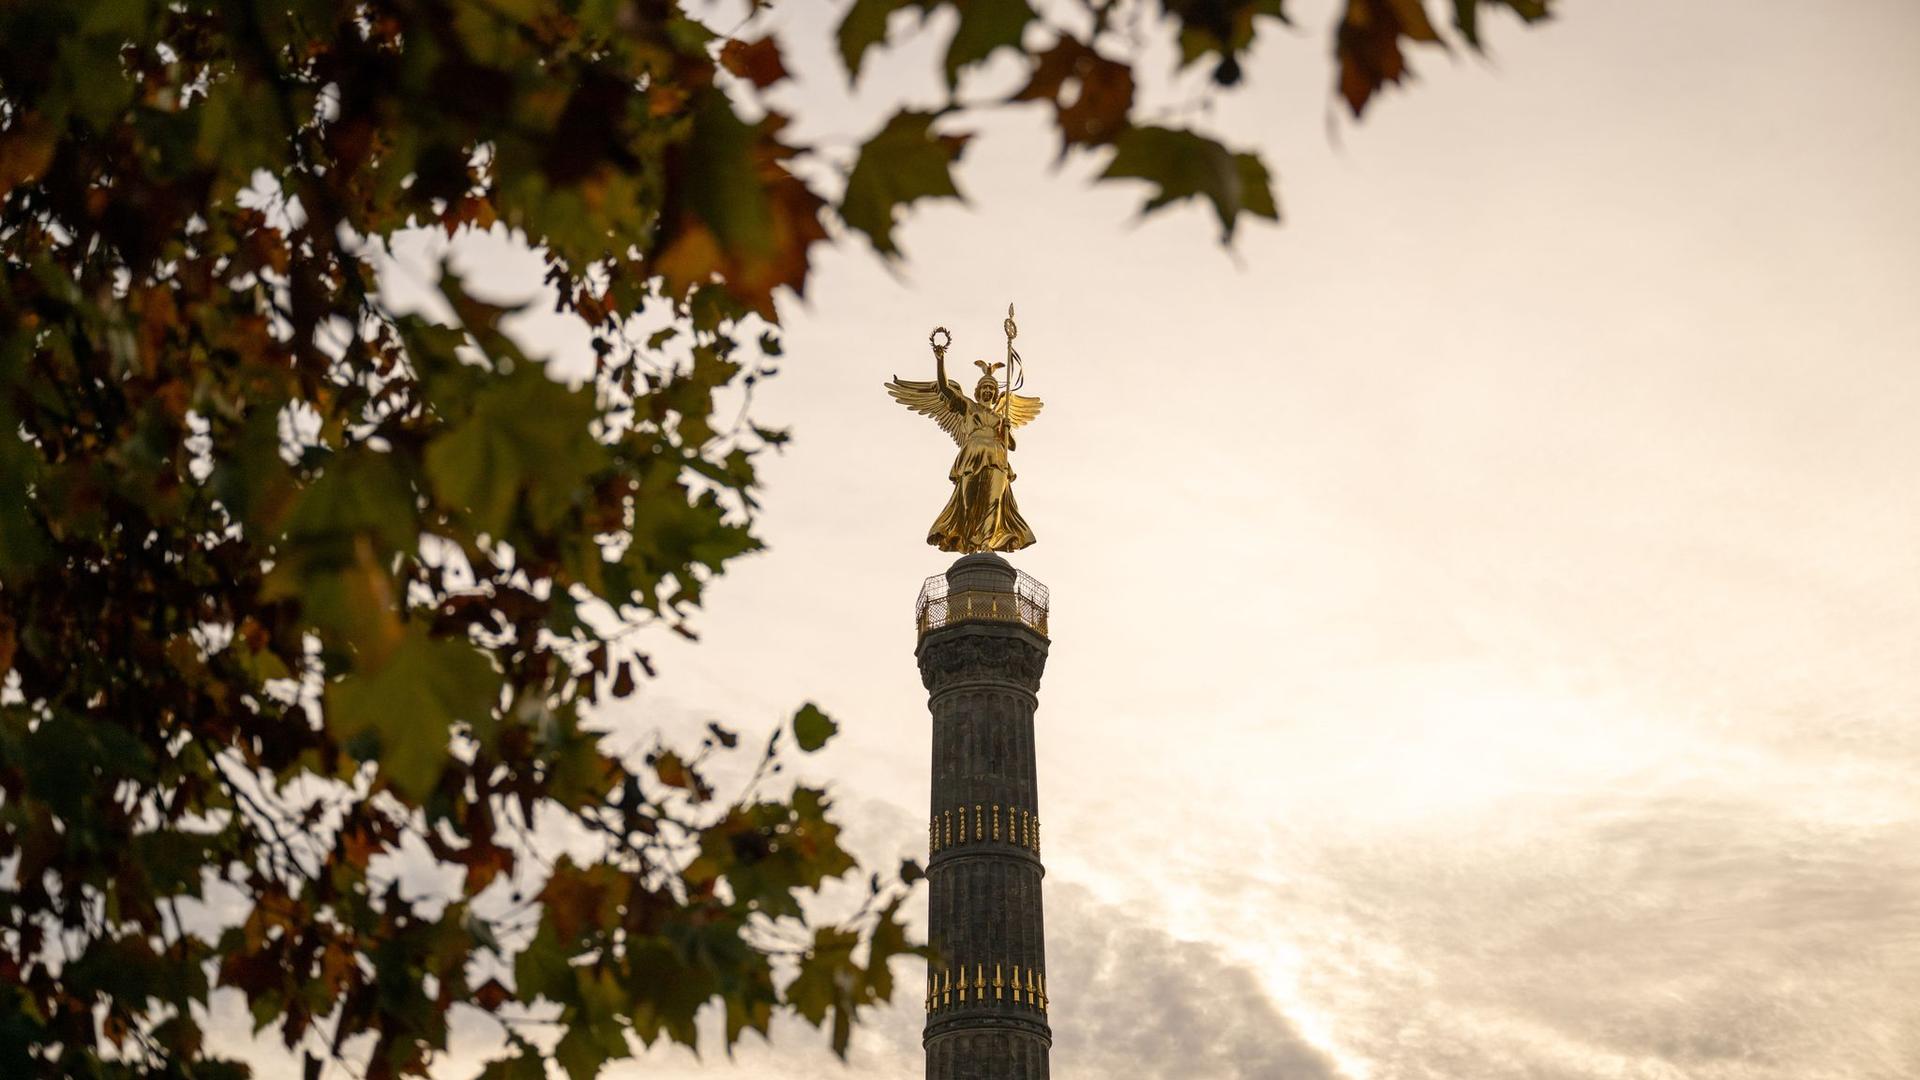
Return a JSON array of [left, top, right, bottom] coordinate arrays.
[[1004, 392, 1044, 429], [885, 377, 968, 446]]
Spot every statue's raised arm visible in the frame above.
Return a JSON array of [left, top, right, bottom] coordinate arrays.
[[884, 327, 969, 446]]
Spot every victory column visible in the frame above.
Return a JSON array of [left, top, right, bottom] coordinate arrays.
[[887, 308, 1055, 1078]]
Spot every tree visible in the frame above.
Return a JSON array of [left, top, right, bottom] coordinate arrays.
[[0, 0, 1549, 1075]]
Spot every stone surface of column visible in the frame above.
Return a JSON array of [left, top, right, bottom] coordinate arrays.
[[918, 553, 1052, 1079]]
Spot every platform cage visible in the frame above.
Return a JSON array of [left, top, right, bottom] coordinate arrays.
[[915, 567, 1050, 638]]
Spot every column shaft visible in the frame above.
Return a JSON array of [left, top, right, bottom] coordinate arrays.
[[919, 607, 1051, 1079]]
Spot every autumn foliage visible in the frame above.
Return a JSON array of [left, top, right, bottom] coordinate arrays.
[[0, 0, 1546, 1076]]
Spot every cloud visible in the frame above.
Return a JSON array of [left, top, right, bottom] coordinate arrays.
[[605, 879, 1338, 1080], [1046, 883, 1344, 1080], [1290, 787, 1920, 1080]]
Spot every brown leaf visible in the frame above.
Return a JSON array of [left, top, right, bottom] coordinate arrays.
[[473, 977, 512, 1012], [0, 112, 58, 197], [720, 37, 790, 89], [460, 840, 516, 893], [655, 219, 727, 300], [538, 859, 623, 941], [444, 194, 497, 237], [649, 83, 692, 118], [1336, 0, 1441, 116], [319, 940, 357, 996], [654, 128, 827, 318], [341, 822, 384, 870], [1015, 38, 1135, 149], [654, 750, 693, 790]]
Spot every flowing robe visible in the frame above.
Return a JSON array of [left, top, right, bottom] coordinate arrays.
[[929, 401, 1035, 553]]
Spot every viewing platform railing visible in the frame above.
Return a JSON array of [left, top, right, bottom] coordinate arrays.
[[915, 569, 1050, 638]]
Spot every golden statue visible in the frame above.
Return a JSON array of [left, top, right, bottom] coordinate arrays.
[[886, 305, 1043, 553]]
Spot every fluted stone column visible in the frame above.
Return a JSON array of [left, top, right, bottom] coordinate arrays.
[[919, 553, 1051, 1079]]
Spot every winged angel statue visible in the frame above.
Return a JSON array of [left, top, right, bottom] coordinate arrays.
[[885, 306, 1043, 553]]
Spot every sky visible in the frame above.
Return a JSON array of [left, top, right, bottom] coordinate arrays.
[[263, 1, 1920, 1077]]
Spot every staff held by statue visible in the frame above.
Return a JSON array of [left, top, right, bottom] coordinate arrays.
[[1000, 304, 1023, 438]]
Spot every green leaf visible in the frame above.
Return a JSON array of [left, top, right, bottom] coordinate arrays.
[[686, 90, 774, 257], [0, 325, 45, 572], [478, 1046, 549, 1080], [861, 893, 915, 1002], [131, 830, 215, 898], [425, 360, 608, 536], [269, 449, 417, 657], [1167, 0, 1291, 77], [1453, 0, 1552, 48], [1101, 125, 1279, 241], [22, 707, 156, 820], [944, 0, 1037, 84], [0, 483, 47, 573], [694, 792, 855, 918], [325, 630, 501, 801], [193, 75, 292, 185], [512, 925, 575, 1005], [285, 449, 417, 554], [722, 987, 774, 1047], [840, 111, 968, 257], [624, 934, 720, 1047], [553, 1023, 613, 1080], [618, 482, 759, 612], [786, 926, 857, 1026], [1235, 151, 1280, 220], [792, 703, 838, 752], [209, 403, 297, 534], [837, 0, 915, 82]]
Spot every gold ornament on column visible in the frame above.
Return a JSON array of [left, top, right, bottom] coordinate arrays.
[[885, 305, 1044, 553]]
